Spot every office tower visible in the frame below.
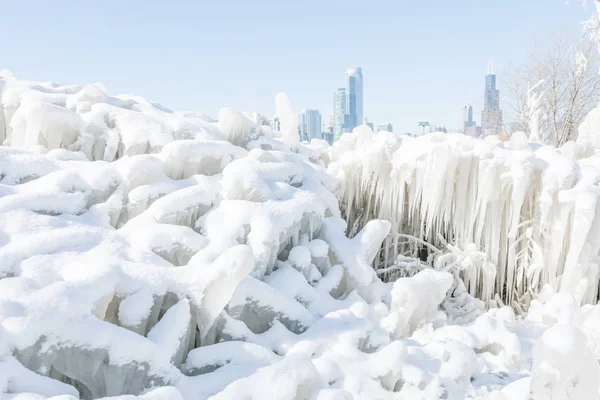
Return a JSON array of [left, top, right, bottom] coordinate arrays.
[[463, 104, 473, 128], [463, 104, 478, 136], [298, 109, 322, 142], [346, 67, 363, 131], [481, 61, 503, 136]]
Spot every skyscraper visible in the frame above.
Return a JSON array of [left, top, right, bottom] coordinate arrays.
[[333, 88, 346, 141], [298, 109, 322, 142], [346, 67, 363, 131], [463, 104, 473, 127], [481, 61, 503, 136], [462, 104, 478, 136]]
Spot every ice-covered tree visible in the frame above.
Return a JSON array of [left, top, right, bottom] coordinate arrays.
[[505, 35, 600, 146]]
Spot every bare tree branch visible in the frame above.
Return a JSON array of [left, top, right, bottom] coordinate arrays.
[[505, 33, 600, 146]]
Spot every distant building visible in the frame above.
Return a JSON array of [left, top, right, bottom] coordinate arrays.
[[333, 88, 346, 141], [272, 115, 281, 131], [377, 123, 393, 133], [298, 109, 322, 142], [463, 104, 473, 127], [332, 67, 365, 141], [323, 132, 334, 144], [465, 125, 478, 137], [462, 104, 478, 136], [364, 119, 374, 131], [323, 123, 334, 144], [346, 67, 363, 132], [343, 114, 352, 132], [481, 61, 503, 136]]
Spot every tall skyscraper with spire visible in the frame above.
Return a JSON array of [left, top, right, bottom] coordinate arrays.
[[481, 60, 503, 136]]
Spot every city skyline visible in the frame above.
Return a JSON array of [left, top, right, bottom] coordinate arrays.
[[0, 1, 591, 134], [296, 63, 503, 141]]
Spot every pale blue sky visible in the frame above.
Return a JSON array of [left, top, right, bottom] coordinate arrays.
[[0, 1, 594, 133]]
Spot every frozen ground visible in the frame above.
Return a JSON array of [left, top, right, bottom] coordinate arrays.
[[1, 70, 600, 400]]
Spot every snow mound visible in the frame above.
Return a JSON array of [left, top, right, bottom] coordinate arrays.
[[2, 71, 600, 400]]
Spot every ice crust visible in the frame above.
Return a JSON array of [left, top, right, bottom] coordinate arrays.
[[1, 71, 600, 399]]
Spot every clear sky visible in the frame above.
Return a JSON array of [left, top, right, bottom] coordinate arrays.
[[0, 0, 595, 133]]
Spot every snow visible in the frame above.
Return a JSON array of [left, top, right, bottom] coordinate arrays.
[[207, 356, 320, 400], [2, 70, 600, 400], [146, 298, 192, 365], [383, 269, 453, 338], [306, 239, 329, 258], [530, 324, 599, 399], [0, 356, 79, 398], [117, 289, 155, 329], [287, 246, 312, 270], [321, 218, 391, 291]]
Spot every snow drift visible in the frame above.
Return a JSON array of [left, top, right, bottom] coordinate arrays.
[[1, 70, 600, 399]]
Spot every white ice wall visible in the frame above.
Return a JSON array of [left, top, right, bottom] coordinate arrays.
[[327, 128, 600, 307]]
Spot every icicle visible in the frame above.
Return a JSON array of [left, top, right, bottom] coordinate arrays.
[[328, 133, 600, 305]]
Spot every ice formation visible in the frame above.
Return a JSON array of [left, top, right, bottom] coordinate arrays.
[[327, 125, 600, 309], [2, 70, 600, 400]]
